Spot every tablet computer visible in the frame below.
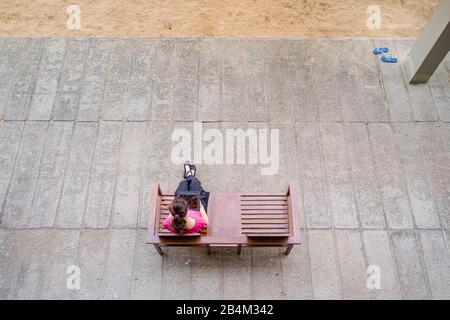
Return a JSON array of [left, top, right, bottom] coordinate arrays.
[[174, 190, 201, 210]]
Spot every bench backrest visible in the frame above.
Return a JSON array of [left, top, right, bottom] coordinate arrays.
[[157, 194, 207, 237]]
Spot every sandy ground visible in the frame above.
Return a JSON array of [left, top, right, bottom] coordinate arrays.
[[0, 0, 439, 38]]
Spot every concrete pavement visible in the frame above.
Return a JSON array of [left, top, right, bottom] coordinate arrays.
[[0, 38, 449, 299]]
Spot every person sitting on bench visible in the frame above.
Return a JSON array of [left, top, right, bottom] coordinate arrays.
[[162, 162, 209, 234]]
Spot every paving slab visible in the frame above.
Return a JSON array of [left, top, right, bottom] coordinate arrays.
[[376, 39, 413, 122], [295, 123, 331, 228], [52, 39, 89, 120], [218, 122, 248, 193], [343, 123, 385, 229], [368, 123, 413, 229], [0, 121, 23, 222], [84, 121, 122, 228], [222, 248, 252, 300], [188, 122, 228, 194], [29, 121, 73, 228], [310, 39, 342, 122], [287, 40, 317, 122], [198, 39, 221, 121], [416, 123, 450, 228], [392, 123, 440, 229], [320, 123, 358, 229], [244, 40, 270, 122], [77, 39, 112, 121], [308, 229, 342, 299], [56, 122, 97, 228], [280, 233, 313, 299], [0, 38, 24, 119], [246, 122, 298, 192], [428, 61, 450, 122], [443, 122, 450, 154], [221, 40, 245, 122], [173, 40, 198, 122], [418, 230, 450, 299], [41, 230, 80, 299], [446, 52, 450, 76], [101, 40, 134, 120], [251, 247, 283, 300], [395, 40, 438, 122], [102, 229, 136, 299], [161, 247, 192, 300], [112, 122, 146, 228], [390, 230, 430, 299], [0, 230, 12, 298], [151, 40, 177, 121], [445, 230, 450, 255], [7, 230, 55, 299], [362, 230, 401, 299], [131, 230, 162, 299], [263, 40, 292, 122], [352, 39, 388, 122], [335, 230, 371, 299], [140, 121, 178, 228], [335, 39, 366, 122], [3, 39, 43, 120], [191, 247, 223, 299], [72, 229, 109, 299], [3, 122, 48, 228], [28, 38, 66, 120], [125, 40, 156, 121]]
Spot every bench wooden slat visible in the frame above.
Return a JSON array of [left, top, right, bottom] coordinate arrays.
[[241, 193, 286, 197], [241, 205, 287, 210], [245, 233, 292, 237], [241, 224, 288, 229], [241, 211, 288, 215], [242, 218, 288, 224], [241, 196, 288, 200], [241, 214, 288, 219], [241, 201, 287, 206], [243, 229, 290, 233], [158, 227, 207, 235], [158, 233, 202, 237]]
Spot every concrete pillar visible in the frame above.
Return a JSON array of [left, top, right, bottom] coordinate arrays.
[[403, 0, 450, 83]]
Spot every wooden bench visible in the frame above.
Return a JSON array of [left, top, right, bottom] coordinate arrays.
[[147, 183, 301, 256]]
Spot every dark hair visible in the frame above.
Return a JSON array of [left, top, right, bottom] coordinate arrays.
[[170, 196, 188, 234]]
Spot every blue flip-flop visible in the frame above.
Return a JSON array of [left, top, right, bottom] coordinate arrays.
[[373, 47, 389, 54], [381, 55, 397, 63]]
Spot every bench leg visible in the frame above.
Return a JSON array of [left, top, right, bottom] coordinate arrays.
[[154, 244, 164, 256], [237, 244, 242, 255], [285, 245, 294, 256], [206, 245, 211, 255]]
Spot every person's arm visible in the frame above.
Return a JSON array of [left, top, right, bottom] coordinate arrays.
[[199, 201, 208, 224]]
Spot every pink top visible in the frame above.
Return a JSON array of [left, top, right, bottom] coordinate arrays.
[[163, 210, 207, 234]]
